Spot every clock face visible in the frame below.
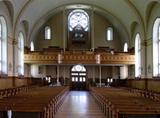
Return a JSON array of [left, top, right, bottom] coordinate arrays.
[[68, 9, 89, 31]]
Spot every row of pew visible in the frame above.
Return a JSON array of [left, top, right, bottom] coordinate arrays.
[[0, 86, 69, 118], [90, 87, 160, 118], [0, 86, 37, 99], [121, 87, 160, 102]]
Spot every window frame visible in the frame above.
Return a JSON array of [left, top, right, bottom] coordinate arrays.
[[0, 16, 7, 74], [153, 18, 160, 77], [68, 9, 89, 32], [30, 41, 34, 51], [124, 42, 128, 52], [135, 33, 141, 77], [44, 26, 51, 40], [18, 32, 24, 76], [107, 27, 113, 41]]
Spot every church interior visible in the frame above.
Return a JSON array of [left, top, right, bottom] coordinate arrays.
[[0, 0, 160, 118]]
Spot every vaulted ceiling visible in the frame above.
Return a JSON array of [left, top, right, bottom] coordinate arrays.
[[4, 0, 160, 44]]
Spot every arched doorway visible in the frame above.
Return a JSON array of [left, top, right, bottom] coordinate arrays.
[[71, 65, 88, 90]]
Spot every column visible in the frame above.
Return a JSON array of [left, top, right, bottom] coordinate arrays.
[[57, 65, 60, 85], [99, 65, 102, 87], [63, 66, 66, 85], [63, 7, 66, 52], [91, 7, 95, 51], [92, 66, 95, 82]]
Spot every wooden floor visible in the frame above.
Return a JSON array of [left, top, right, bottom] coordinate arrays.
[[55, 91, 105, 118]]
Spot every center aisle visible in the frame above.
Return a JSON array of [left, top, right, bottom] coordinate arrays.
[[55, 91, 105, 118]]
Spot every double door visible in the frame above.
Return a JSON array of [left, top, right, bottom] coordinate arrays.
[[71, 72, 87, 90]]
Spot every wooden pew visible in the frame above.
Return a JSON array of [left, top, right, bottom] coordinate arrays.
[[0, 86, 36, 99], [90, 87, 160, 118], [0, 86, 69, 118]]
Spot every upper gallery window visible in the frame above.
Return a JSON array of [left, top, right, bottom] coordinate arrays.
[[153, 18, 160, 76], [68, 9, 89, 31], [124, 43, 128, 52], [30, 41, 34, 51], [107, 27, 113, 41], [45, 26, 51, 40]]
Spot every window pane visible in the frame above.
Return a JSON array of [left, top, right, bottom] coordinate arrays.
[[18, 32, 24, 75], [45, 26, 51, 40], [30, 41, 34, 51], [71, 73, 78, 75], [153, 18, 160, 76], [159, 25, 160, 40], [0, 16, 7, 74], [79, 77, 82, 82], [72, 65, 86, 72], [124, 43, 128, 52], [68, 9, 89, 31], [0, 23, 1, 72], [107, 27, 113, 41], [72, 77, 75, 82], [75, 77, 78, 82], [135, 33, 141, 77], [0, 23, 2, 38], [79, 73, 86, 76], [83, 77, 86, 82]]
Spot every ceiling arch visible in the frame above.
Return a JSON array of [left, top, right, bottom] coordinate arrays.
[[145, 1, 159, 30], [8, 0, 160, 45], [3, 1, 14, 26], [28, 4, 130, 45], [13, 0, 140, 40]]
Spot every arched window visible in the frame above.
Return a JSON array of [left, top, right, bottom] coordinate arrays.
[[0, 21, 2, 73], [45, 26, 51, 40], [107, 27, 113, 41], [153, 18, 160, 76], [124, 43, 128, 52], [71, 65, 86, 82], [135, 33, 141, 77], [0, 16, 7, 74], [0, 22, 2, 38], [18, 32, 24, 75], [68, 9, 89, 31], [30, 41, 34, 51]]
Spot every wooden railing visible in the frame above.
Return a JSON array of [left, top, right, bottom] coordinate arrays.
[[24, 51, 135, 65]]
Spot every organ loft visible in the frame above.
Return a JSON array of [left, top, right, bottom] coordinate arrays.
[[0, 0, 160, 118]]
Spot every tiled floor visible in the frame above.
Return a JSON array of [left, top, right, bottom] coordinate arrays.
[[55, 91, 105, 118]]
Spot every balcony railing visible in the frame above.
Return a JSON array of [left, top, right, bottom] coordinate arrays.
[[24, 51, 135, 65]]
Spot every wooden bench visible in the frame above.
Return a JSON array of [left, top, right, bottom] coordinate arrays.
[[0, 86, 69, 118], [0, 86, 37, 99], [90, 87, 160, 118]]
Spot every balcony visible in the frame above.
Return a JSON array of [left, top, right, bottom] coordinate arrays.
[[24, 51, 135, 65]]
